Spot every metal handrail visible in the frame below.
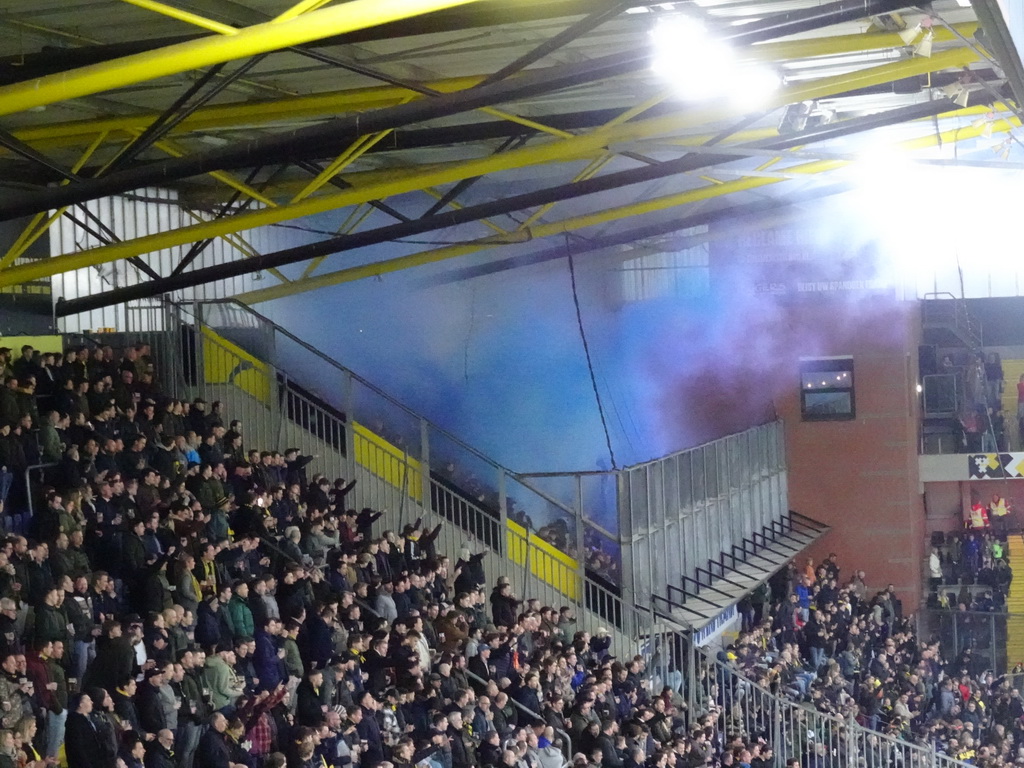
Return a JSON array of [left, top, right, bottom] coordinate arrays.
[[198, 299, 517, 473], [24, 462, 57, 520], [700, 649, 974, 768], [678, 577, 723, 608], [696, 564, 747, 592], [650, 592, 706, 618]]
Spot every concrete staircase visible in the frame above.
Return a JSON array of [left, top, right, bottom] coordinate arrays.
[[1004, 533, 1024, 666]]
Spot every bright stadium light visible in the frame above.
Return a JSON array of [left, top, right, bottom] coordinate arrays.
[[651, 15, 781, 107]]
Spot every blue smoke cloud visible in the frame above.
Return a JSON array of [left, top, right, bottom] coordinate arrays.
[[264, 205, 905, 533]]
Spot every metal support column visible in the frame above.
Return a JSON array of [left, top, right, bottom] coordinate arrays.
[[420, 418, 431, 519], [497, 468, 508, 556], [343, 371, 356, 479], [574, 474, 587, 617]]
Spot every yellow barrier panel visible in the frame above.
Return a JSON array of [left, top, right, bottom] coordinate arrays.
[[506, 519, 580, 600], [200, 326, 272, 405], [191, 328, 581, 600], [352, 421, 423, 504], [1, 335, 64, 355]]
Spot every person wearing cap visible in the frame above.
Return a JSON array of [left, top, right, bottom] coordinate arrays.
[[204, 644, 245, 712]]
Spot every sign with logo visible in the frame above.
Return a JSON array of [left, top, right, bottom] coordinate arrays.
[[693, 604, 738, 647], [969, 453, 1024, 479]]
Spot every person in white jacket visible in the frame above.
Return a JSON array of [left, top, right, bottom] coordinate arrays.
[[929, 546, 943, 592]]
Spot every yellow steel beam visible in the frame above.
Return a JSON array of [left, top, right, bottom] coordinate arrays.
[[235, 115, 1022, 304], [112, 1, 574, 145], [1, 24, 979, 153], [510, 93, 671, 230], [274, 0, 336, 23], [180, 208, 291, 284], [0, 47, 981, 288], [477, 107, 574, 139], [518, 152, 614, 230], [290, 129, 396, 204], [0, 131, 112, 270], [120, 0, 239, 35], [300, 203, 374, 278], [0, 0, 486, 118]]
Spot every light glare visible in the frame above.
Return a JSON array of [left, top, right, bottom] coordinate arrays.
[[651, 16, 780, 106]]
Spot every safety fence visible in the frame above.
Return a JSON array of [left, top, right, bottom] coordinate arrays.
[[621, 422, 789, 614], [700, 650, 971, 768], [917, 608, 1015, 674]]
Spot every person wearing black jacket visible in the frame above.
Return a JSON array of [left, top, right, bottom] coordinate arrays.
[[362, 637, 396, 696], [88, 687, 120, 768], [66, 692, 108, 768], [596, 720, 624, 768], [454, 551, 486, 595], [113, 677, 143, 733], [468, 646, 491, 694], [331, 479, 357, 510], [354, 691, 385, 768], [178, 650, 209, 768], [447, 709, 473, 768], [285, 450, 314, 489], [145, 730, 177, 768], [197, 713, 234, 768], [83, 621, 136, 697], [489, 583, 519, 630], [296, 668, 327, 727], [513, 673, 543, 727], [355, 509, 382, 542], [136, 667, 167, 737]]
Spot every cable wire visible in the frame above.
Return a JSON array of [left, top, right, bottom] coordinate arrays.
[[565, 236, 617, 469]]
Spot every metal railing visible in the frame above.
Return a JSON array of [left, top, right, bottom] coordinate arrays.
[[619, 422, 789, 615], [700, 649, 971, 768], [917, 608, 1017, 674], [23, 461, 57, 529]]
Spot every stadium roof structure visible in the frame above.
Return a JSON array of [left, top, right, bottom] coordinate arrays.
[[0, 0, 1020, 308]]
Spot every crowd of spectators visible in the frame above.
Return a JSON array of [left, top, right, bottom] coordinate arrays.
[[0, 340, 712, 768], [927, 525, 1014, 612], [725, 554, 1024, 767], [10, 337, 1024, 768]]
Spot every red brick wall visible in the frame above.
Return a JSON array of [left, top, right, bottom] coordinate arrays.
[[776, 297, 925, 605]]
